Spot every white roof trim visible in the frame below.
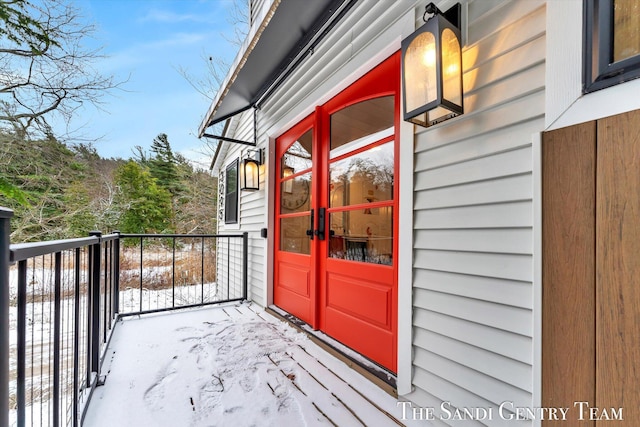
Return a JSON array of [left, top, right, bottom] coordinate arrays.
[[198, 0, 280, 137]]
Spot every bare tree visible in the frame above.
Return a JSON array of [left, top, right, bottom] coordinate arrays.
[[176, 0, 249, 161], [223, 0, 250, 48], [176, 0, 249, 101], [0, 0, 121, 136]]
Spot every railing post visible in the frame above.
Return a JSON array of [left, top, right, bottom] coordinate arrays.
[[139, 236, 143, 313], [242, 232, 248, 300], [16, 261, 25, 427], [53, 251, 62, 427], [103, 241, 108, 343], [73, 248, 81, 427], [89, 231, 102, 376], [172, 237, 175, 308], [113, 231, 120, 316], [0, 208, 14, 427], [201, 236, 205, 304]]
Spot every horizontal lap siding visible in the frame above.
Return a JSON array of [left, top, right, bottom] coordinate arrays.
[[261, 0, 412, 124], [215, 239, 245, 301], [217, 109, 265, 307], [250, 0, 269, 26], [408, 1, 545, 425]]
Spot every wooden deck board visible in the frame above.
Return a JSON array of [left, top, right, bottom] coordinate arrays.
[[84, 302, 414, 426]]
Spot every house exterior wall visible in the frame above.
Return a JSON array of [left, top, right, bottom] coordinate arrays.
[[215, 108, 267, 307], [249, 0, 269, 26], [408, 1, 544, 422], [214, 0, 546, 424], [546, 0, 640, 130]]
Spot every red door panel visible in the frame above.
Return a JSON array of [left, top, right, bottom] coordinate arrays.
[[274, 114, 317, 327], [325, 263, 394, 328], [275, 52, 400, 372]]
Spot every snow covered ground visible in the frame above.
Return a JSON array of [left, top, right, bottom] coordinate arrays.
[[84, 302, 420, 427]]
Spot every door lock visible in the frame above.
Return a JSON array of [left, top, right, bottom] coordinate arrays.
[[306, 209, 314, 240], [315, 207, 326, 240]]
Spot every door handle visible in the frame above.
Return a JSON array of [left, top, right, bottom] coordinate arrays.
[[315, 207, 326, 241], [306, 209, 314, 240]]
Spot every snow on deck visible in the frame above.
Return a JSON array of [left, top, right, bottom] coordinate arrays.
[[84, 302, 417, 427]]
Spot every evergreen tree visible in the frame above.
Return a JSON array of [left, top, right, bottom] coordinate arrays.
[[113, 160, 173, 233], [62, 182, 97, 236], [0, 129, 217, 242], [149, 133, 182, 195]]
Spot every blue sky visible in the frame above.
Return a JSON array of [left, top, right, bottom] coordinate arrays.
[[59, 0, 242, 167]]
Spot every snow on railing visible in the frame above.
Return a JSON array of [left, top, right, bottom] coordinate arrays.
[[0, 209, 248, 427], [8, 232, 110, 427]]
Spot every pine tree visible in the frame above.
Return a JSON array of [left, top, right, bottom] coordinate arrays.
[[113, 160, 173, 233], [148, 133, 182, 195]]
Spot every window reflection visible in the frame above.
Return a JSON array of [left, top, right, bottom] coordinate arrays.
[[330, 142, 394, 208], [281, 129, 313, 177], [329, 208, 393, 265], [614, 0, 640, 62], [280, 172, 311, 214], [280, 216, 311, 255]]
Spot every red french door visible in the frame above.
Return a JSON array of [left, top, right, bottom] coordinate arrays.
[[275, 53, 399, 371], [274, 114, 318, 327]]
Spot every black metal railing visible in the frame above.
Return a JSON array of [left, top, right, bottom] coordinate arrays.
[[1, 208, 14, 427], [0, 209, 249, 427], [9, 234, 112, 427], [116, 234, 248, 317]]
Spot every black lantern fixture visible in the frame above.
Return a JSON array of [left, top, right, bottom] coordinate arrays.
[[282, 164, 294, 193], [242, 149, 263, 191], [401, 3, 463, 127]]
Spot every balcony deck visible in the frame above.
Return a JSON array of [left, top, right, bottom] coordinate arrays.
[[84, 302, 414, 427]]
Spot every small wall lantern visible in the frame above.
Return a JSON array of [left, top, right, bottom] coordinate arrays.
[[282, 164, 294, 193], [242, 149, 263, 191], [401, 2, 463, 127]]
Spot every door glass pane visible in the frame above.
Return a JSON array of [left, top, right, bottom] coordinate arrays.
[[330, 142, 394, 208], [280, 172, 311, 213], [330, 96, 394, 153], [614, 0, 640, 62], [328, 207, 393, 265], [281, 129, 313, 177], [280, 216, 311, 255]]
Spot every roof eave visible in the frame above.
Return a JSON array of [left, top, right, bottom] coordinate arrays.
[[198, 1, 281, 138]]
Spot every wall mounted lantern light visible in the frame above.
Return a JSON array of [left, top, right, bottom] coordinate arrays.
[[401, 2, 463, 127], [282, 164, 294, 194], [242, 149, 263, 191]]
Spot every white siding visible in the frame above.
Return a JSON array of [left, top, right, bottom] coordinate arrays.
[[250, 0, 268, 26], [214, 235, 245, 301], [408, 1, 544, 425], [216, 108, 267, 307], [213, 0, 544, 423]]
